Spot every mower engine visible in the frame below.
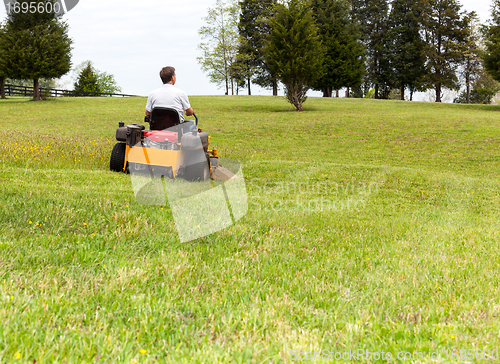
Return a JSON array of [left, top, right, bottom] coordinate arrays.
[[143, 131, 180, 150]]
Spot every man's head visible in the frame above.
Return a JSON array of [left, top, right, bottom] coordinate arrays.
[[160, 66, 176, 84]]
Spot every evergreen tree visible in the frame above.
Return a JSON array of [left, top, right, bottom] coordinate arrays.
[[483, 0, 500, 83], [0, 0, 72, 101], [454, 70, 500, 104], [238, 0, 278, 95], [459, 12, 482, 104], [73, 61, 122, 95], [386, 0, 426, 100], [74, 62, 101, 94], [0, 25, 5, 99], [311, 0, 364, 97], [264, 0, 323, 111], [420, 0, 468, 102], [350, 0, 391, 99]]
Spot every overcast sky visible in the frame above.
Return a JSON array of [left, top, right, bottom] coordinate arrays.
[[0, 0, 493, 97]]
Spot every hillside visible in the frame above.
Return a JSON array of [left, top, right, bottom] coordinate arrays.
[[1, 96, 499, 362]]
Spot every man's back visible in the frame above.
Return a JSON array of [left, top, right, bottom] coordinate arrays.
[[146, 84, 191, 122]]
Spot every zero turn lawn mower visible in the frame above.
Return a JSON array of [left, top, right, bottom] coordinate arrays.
[[109, 107, 233, 181]]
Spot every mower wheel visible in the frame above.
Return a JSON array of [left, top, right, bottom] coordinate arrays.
[[110, 143, 126, 172]]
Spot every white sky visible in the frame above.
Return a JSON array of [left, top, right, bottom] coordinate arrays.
[[0, 0, 493, 97]]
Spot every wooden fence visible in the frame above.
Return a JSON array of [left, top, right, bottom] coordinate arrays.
[[3, 84, 139, 97]]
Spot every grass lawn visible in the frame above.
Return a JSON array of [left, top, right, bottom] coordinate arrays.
[[1, 95, 500, 363]]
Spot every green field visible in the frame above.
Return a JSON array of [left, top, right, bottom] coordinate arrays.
[[1, 95, 500, 363]]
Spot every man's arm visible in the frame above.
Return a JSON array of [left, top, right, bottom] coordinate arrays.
[[185, 107, 194, 116], [145, 110, 151, 116]]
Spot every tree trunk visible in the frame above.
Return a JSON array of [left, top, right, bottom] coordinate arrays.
[[294, 99, 303, 111], [401, 86, 405, 101], [247, 76, 251, 96], [33, 78, 40, 101], [272, 79, 277, 96], [374, 84, 379, 99], [345, 87, 350, 98], [435, 83, 441, 103], [0, 77, 5, 99], [410, 89, 413, 102], [466, 58, 470, 104], [335, 89, 339, 98], [466, 73, 470, 104], [322, 87, 332, 97]]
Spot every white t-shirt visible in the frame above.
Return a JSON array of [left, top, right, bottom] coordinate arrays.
[[145, 84, 191, 121]]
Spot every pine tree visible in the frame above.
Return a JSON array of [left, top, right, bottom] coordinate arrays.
[[483, 0, 500, 83], [350, 0, 391, 98], [420, 0, 468, 102], [459, 12, 482, 104], [73, 62, 101, 94], [386, 0, 426, 100], [238, 0, 277, 95], [0, 0, 72, 101], [72, 61, 122, 95], [0, 25, 5, 99], [311, 0, 364, 97], [264, 0, 323, 111]]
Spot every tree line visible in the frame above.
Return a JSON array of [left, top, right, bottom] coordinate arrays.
[[198, 0, 500, 110]]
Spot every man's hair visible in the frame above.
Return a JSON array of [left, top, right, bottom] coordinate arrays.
[[160, 66, 176, 84]]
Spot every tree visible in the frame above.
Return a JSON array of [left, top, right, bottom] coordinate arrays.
[[310, 0, 365, 97], [454, 70, 500, 104], [96, 70, 122, 94], [459, 12, 482, 104], [420, 0, 468, 102], [198, 0, 240, 95], [238, 0, 278, 95], [483, 0, 500, 83], [0, 25, 5, 99], [231, 50, 253, 94], [74, 62, 100, 94], [73, 61, 122, 95], [264, 0, 323, 111], [350, 0, 391, 99], [0, 0, 72, 101], [386, 0, 426, 100]]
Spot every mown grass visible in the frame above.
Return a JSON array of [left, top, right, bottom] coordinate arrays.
[[1, 95, 500, 363]]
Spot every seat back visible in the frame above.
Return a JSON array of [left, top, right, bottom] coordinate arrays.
[[149, 107, 181, 130]]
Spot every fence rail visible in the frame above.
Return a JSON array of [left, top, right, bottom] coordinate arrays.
[[3, 84, 139, 98]]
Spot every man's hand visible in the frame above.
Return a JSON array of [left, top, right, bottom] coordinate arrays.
[[145, 110, 151, 116], [185, 107, 194, 116]]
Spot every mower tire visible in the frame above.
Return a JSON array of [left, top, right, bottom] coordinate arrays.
[[110, 143, 126, 172]]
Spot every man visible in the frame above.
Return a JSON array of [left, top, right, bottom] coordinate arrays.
[[145, 66, 194, 122]]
